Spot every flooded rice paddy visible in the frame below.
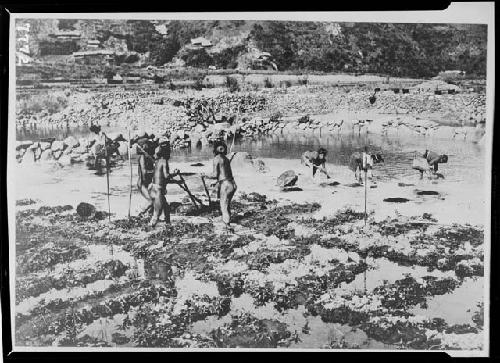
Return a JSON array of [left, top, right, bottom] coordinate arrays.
[[12, 130, 487, 352]]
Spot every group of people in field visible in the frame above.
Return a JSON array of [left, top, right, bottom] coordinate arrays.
[[134, 135, 237, 230], [132, 131, 447, 230]]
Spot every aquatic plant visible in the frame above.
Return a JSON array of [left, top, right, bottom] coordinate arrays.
[[211, 313, 291, 348]]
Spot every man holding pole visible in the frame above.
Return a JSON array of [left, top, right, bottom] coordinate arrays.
[[148, 138, 179, 228], [202, 140, 237, 231], [136, 138, 156, 215]]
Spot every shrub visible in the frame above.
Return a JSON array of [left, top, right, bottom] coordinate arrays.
[[298, 76, 309, 85], [17, 93, 69, 115], [225, 76, 240, 93], [264, 78, 274, 88], [192, 78, 204, 91], [270, 111, 282, 122]]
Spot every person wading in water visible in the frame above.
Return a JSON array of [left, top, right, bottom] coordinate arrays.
[[301, 147, 331, 179], [148, 139, 179, 227], [203, 141, 237, 231], [136, 139, 156, 216], [420, 149, 448, 179]]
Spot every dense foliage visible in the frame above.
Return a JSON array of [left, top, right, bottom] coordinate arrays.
[[29, 19, 487, 78]]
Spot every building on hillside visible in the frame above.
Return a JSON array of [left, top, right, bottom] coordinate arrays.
[[87, 40, 101, 49], [107, 74, 123, 84], [123, 75, 142, 84], [190, 37, 213, 48], [73, 50, 115, 65], [441, 70, 466, 76], [49, 31, 82, 40]]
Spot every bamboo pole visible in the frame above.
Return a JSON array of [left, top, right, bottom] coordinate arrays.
[[127, 125, 133, 219], [364, 168, 367, 226], [103, 134, 111, 223], [102, 131, 113, 256]]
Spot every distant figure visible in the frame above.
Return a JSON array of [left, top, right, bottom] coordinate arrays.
[[301, 148, 331, 179], [420, 150, 448, 179], [92, 132, 121, 169], [148, 140, 179, 227], [203, 141, 237, 230], [349, 147, 384, 183], [137, 139, 156, 215]]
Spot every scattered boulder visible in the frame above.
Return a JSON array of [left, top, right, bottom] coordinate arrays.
[[53, 150, 63, 160], [76, 202, 96, 219], [277, 170, 298, 190], [58, 155, 72, 166], [39, 142, 51, 151], [21, 148, 36, 164], [39, 149, 54, 162], [63, 136, 79, 149], [51, 140, 64, 152], [16, 140, 33, 150]]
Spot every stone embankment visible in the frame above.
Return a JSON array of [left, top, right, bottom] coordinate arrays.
[[15, 83, 487, 164]]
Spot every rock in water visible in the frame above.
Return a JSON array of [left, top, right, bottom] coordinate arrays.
[[51, 140, 64, 152], [39, 149, 54, 162], [58, 155, 72, 166], [277, 170, 298, 189], [39, 142, 51, 151], [21, 148, 36, 164], [76, 202, 96, 218], [64, 136, 79, 149]]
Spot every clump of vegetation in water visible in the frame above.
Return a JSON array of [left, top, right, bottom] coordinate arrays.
[[211, 313, 291, 348], [17, 243, 89, 275], [17, 205, 73, 219], [16, 198, 38, 206], [16, 259, 128, 303]]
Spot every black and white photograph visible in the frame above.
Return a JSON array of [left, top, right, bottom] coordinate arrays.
[[6, 3, 494, 355]]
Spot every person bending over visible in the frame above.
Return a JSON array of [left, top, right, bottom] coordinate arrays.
[[301, 147, 331, 179], [421, 150, 448, 179], [203, 141, 237, 230]]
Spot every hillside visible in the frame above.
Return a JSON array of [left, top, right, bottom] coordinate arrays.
[[17, 19, 487, 79]]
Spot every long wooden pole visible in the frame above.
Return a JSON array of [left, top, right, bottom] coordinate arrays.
[[229, 98, 241, 154], [102, 131, 113, 256], [103, 134, 111, 223], [127, 126, 133, 219], [364, 168, 367, 226]]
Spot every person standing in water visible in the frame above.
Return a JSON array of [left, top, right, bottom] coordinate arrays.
[[136, 139, 155, 215], [148, 139, 179, 227], [301, 147, 331, 179], [203, 141, 237, 230], [349, 147, 383, 183]]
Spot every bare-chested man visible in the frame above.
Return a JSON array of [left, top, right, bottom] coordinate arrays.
[[148, 140, 179, 227], [136, 139, 155, 215], [203, 141, 237, 229]]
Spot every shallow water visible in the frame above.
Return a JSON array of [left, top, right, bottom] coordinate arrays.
[[14, 130, 485, 208], [13, 129, 487, 349]]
